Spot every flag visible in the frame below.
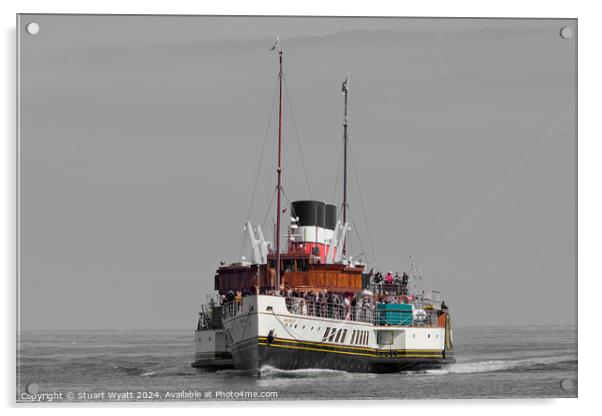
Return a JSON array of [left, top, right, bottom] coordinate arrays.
[[269, 35, 280, 51], [342, 73, 350, 92]]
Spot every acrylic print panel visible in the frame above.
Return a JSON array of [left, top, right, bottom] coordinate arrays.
[[17, 14, 577, 402]]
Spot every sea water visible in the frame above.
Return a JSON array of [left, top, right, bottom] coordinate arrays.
[[16, 326, 577, 402]]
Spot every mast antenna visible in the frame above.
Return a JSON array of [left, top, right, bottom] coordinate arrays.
[[342, 73, 350, 256]]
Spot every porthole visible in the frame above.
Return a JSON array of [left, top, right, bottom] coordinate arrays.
[[428, 334, 431, 338], [311, 327, 314, 330], [302, 326, 306, 329], [413, 334, 416, 338]]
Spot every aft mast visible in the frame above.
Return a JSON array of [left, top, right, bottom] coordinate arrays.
[[342, 74, 349, 257]]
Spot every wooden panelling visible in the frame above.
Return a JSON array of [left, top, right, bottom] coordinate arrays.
[[216, 261, 364, 294]]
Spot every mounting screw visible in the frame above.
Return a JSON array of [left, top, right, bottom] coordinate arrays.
[[26, 22, 40, 35], [559, 26, 573, 39]]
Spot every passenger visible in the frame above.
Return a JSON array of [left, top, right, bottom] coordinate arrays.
[[441, 301, 448, 310], [356, 297, 364, 321], [365, 297, 374, 323], [401, 272, 409, 295], [344, 296, 351, 319], [331, 294, 338, 319], [293, 297, 301, 314], [319, 290, 328, 318], [385, 271, 394, 285]]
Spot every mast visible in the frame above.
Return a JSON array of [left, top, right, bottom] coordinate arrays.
[[275, 50, 283, 290], [342, 74, 349, 256]]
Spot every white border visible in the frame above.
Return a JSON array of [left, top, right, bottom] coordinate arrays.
[[3, 0, 600, 414]]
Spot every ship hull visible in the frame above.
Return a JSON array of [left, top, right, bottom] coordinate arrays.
[[256, 339, 451, 373], [191, 328, 235, 370], [224, 295, 454, 374]]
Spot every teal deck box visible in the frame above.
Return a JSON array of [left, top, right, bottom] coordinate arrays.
[[376, 303, 414, 325]]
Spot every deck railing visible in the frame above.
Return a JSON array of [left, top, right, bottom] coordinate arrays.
[[221, 296, 441, 327], [366, 283, 409, 295]]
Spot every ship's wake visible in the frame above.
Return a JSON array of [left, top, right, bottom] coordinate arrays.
[[259, 365, 355, 379], [417, 355, 576, 376]]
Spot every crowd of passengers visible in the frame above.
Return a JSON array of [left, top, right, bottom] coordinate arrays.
[[368, 270, 411, 295], [219, 269, 429, 322]]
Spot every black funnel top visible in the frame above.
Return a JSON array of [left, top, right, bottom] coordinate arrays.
[[291, 200, 330, 229]]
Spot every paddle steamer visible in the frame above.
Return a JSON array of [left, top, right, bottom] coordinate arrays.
[[192, 41, 454, 373]]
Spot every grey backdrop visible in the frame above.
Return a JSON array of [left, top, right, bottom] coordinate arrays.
[[18, 15, 576, 330]]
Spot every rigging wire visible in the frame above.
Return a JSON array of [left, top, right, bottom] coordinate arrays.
[[348, 139, 378, 265], [282, 75, 313, 199], [239, 78, 278, 259], [281, 187, 294, 209], [261, 186, 278, 234], [331, 138, 344, 203], [244, 78, 279, 222], [346, 206, 367, 264]]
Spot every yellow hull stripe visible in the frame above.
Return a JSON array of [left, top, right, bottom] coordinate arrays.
[[258, 336, 442, 354], [258, 341, 443, 358], [258, 336, 374, 352], [259, 341, 377, 357]]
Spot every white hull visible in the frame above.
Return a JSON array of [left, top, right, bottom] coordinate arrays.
[[192, 328, 233, 370], [221, 295, 453, 373]]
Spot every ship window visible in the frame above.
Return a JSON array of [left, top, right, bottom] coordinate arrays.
[[283, 259, 294, 272], [323, 327, 330, 340], [340, 329, 348, 344], [296, 259, 309, 272], [350, 330, 356, 344], [334, 329, 342, 343]]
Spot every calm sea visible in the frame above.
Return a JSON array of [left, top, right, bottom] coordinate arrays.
[[16, 326, 577, 402]]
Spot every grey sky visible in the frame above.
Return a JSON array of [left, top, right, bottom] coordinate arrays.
[[18, 15, 576, 330]]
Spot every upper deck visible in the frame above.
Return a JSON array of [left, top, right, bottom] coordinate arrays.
[[214, 253, 365, 295]]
